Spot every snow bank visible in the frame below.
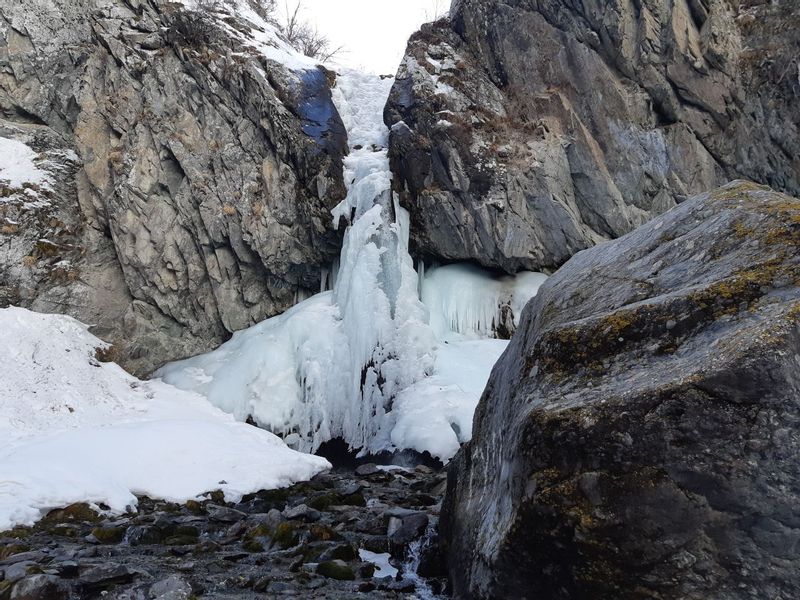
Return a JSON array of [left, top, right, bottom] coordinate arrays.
[[0, 307, 330, 531], [391, 339, 509, 460]]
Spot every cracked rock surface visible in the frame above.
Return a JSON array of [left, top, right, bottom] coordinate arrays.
[[441, 181, 800, 599], [386, 0, 800, 273], [0, 0, 346, 375]]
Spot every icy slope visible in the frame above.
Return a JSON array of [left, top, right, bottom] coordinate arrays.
[[160, 71, 547, 461], [0, 307, 330, 531]]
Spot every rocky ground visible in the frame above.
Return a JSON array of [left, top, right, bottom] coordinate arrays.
[[0, 463, 447, 599]]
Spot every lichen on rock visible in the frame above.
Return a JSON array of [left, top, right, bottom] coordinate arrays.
[[441, 181, 800, 599]]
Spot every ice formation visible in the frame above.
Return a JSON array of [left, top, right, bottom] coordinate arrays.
[[0, 307, 330, 530], [160, 71, 548, 461], [421, 263, 548, 339]]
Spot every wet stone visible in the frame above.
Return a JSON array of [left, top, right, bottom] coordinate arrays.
[[316, 560, 355, 581], [0, 465, 447, 598], [206, 505, 246, 523], [10, 574, 71, 600]]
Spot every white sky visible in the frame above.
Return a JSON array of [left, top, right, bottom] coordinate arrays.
[[282, 0, 447, 74]]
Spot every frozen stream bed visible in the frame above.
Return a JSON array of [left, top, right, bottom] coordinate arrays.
[[160, 71, 547, 462]]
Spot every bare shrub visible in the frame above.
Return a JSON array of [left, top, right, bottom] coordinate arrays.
[[282, 1, 342, 62]]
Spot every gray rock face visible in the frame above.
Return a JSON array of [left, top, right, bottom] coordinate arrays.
[[441, 181, 800, 599], [386, 0, 800, 273], [0, 0, 346, 374]]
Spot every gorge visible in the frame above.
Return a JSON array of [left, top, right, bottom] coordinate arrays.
[[1, 0, 799, 598]]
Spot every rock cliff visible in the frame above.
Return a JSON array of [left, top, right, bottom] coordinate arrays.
[[441, 181, 800, 599], [386, 0, 800, 273], [0, 0, 346, 374]]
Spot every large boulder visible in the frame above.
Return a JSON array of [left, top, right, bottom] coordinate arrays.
[[386, 0, 800, 273], [441, 181, 800, 599], [0, 0, 346, 374]]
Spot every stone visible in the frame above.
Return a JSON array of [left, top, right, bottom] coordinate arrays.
[[252, 577, 271, 593], [9, 575, 70, 600], [387, 512, 428, 547], [315, 560, 355, 581], [124, 526, 165, 546], [0, 546, 28, 561], [79, 565, 136, 591], [283, 504, 321, 522], [1, 564, 36, 585], [206, 505, 246, 524], [318, 544, 358, 562], [387, 0, 800, 282], [354, 464, 380, 477], [148, 576, 192, 600], [441, 182, 800, 599]]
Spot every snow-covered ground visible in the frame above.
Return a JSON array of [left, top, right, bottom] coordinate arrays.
[[0, 307, 330, 531], [160, 71, 547, 461]]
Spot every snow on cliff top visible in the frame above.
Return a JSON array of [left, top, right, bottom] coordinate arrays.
[[180, 0, 320, 71], [0, 307, 329, 531]]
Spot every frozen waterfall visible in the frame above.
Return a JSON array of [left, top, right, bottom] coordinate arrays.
[[159, 71, 546, 461]]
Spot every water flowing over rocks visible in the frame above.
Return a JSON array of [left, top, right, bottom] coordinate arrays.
[[0, 0, 346, 375], [440, 181, 800, 599], [386, 0, 800, 274]]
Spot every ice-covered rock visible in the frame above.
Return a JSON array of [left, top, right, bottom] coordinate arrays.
[[441, 181, 800, 599]]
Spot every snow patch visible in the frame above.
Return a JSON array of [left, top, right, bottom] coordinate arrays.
[[359, 549, 399, 579], [0, 307, 329, 531], [178, 0, 319, 71], [0, 137, 51, 190]]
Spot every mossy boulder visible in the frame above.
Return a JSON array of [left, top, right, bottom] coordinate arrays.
[[0, 542, 29, 559], [442, 182, 800, 599], [90, 526, 126, 544], [307, 494, 335, 511], [316, 560, 356, 581], [309, 524, 341, 542], [242, 539, 264, 553], [38, 503, 100, 527], [272, 522, 299, 549], [163, 526, 199, 546]]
